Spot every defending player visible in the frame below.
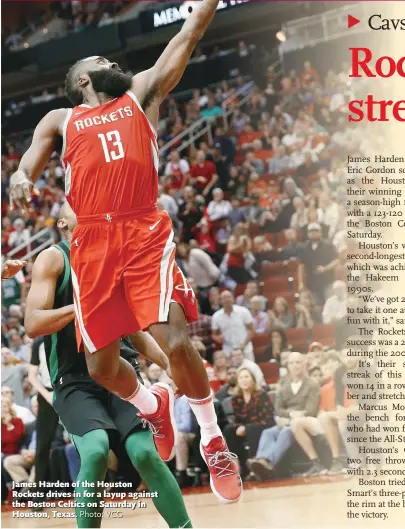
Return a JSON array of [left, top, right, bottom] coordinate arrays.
[[10, 0, 241, 502], [24, 203, 192, 528]]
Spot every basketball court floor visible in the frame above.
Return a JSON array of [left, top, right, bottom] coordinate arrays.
[[3, 475, 402, 529]]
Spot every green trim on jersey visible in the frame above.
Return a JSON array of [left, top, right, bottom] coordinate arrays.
[[49, 333, 59, 385], [50, 241, 71, 384], [56, 246, 71, 296]]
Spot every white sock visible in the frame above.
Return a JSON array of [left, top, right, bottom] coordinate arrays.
[[126, 381, 158, 416], [187, 392, 222, 446]]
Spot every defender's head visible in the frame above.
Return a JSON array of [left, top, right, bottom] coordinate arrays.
[[65, 56, 132, 106], [57, 201, 77, 237]]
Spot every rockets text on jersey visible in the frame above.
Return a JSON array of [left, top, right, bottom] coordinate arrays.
[[61, 90, 159, 217]]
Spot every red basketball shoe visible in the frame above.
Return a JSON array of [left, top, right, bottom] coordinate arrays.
[[138, 382, 177, 462], [200, 436, 242, 503]]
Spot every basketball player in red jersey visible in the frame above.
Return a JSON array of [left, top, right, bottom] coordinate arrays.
[[9, 0, 241, 503]]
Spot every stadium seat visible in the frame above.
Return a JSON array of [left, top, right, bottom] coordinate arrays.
[[264, 233, 277, 247], [254, 345, 269, 363], [311, 324, 336, 347], [259, 362, 280, 384], [286, 259, 299, 277], [249, 223, 262, 238], [222, 396, 235, 424], [252, 333, 270, 349], [234, 283, 246, 298], [263, 276, 291, 295], [261, 261, 285, 279], [285, 328, 309, 352]]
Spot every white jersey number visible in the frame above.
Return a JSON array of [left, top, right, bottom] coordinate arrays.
[[97, 131, 124, 163]]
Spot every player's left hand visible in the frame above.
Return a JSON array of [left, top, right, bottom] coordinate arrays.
[[1, 259, 27, 279]]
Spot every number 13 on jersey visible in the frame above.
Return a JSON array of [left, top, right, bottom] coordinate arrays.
[[98, 131, 124, 163]]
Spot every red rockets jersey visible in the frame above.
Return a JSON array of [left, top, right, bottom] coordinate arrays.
[[61, 90, 159, 217]]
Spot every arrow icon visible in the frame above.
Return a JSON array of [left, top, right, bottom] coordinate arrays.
[[348, 15, 360, 29]]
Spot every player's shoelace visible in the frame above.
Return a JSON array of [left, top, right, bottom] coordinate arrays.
[[141, 417, 164, 438], [206, 450, 238, 478]]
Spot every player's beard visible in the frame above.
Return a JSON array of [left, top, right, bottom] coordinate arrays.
[[88, 69, 132, 99]]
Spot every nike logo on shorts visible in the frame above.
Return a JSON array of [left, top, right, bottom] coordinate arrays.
[[149, 219, 162, 231]]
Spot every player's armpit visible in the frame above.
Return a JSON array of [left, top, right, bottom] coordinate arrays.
[[24, 247, 74, 338]]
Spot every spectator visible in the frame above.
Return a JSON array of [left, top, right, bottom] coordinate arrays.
[[178, 186, 203, 242], [21, 376, 34, 410], [177, 242, 219, 290], [212, 350, 228, 388], [194, 219, 216, 253], [252, 236, 279, 267], [289, 197, 308, 231], [231, 348, 265, 388], [269, 297, 295, 330], [212, 291, 255, 361], [243, 151, 264, 176], [291, 352, 354, 476], [207, 188, 232, 222], [226, 225, 255, 284], [9, 334, 30, 363], [213, 127, 235, 165], [0, 387, 35, 425], [204, 286, 221, 316], [3, 395, 37, 486], [174, 396, 198, 488], [190, 150, 218, 198], [201, 96, 222, 118], [157, 185, 179, 225], [243, 193, 265, 225], [1, 267, 26, 308], [322, 280, 347, 325], [247, 352, 320, 480], [147, 364, 162, 384], [296, 152, 320, 181], [250, 296, 270, 335], [7, 219, 30, 251], [164, 150, 190, 191], [265, 330, 289, 362], [236, 281, 266, 311], [279, 229, 302, 261], [1, 396, 25, 498], [223, 367, 274, 476], [295, 290, 318, 330], [1, 348, 27, 406], [268, 146, 292, 176], [215, 366, 238, 402], [298, 223, 339, 304]]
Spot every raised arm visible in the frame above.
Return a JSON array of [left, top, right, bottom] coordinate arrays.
[[132, 0, 219, 123], [24, 247, 75, 338], [9, 108, 66, 211]]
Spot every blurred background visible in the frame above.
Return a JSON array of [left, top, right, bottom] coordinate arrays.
[[2, 1, 379, 524]]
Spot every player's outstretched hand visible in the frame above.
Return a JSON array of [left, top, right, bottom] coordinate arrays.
[[9, 170, 39, 212], [1, 260, 27, 279]]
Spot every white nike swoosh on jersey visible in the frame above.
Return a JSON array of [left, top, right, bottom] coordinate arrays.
[[149, 219, 162, 231]]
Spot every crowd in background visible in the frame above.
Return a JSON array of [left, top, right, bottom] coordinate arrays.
[[3, 1, 127, 52], [2, 48, 370, 502]]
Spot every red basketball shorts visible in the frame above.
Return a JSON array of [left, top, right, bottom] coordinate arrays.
[[70, 207, 198, 353]]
